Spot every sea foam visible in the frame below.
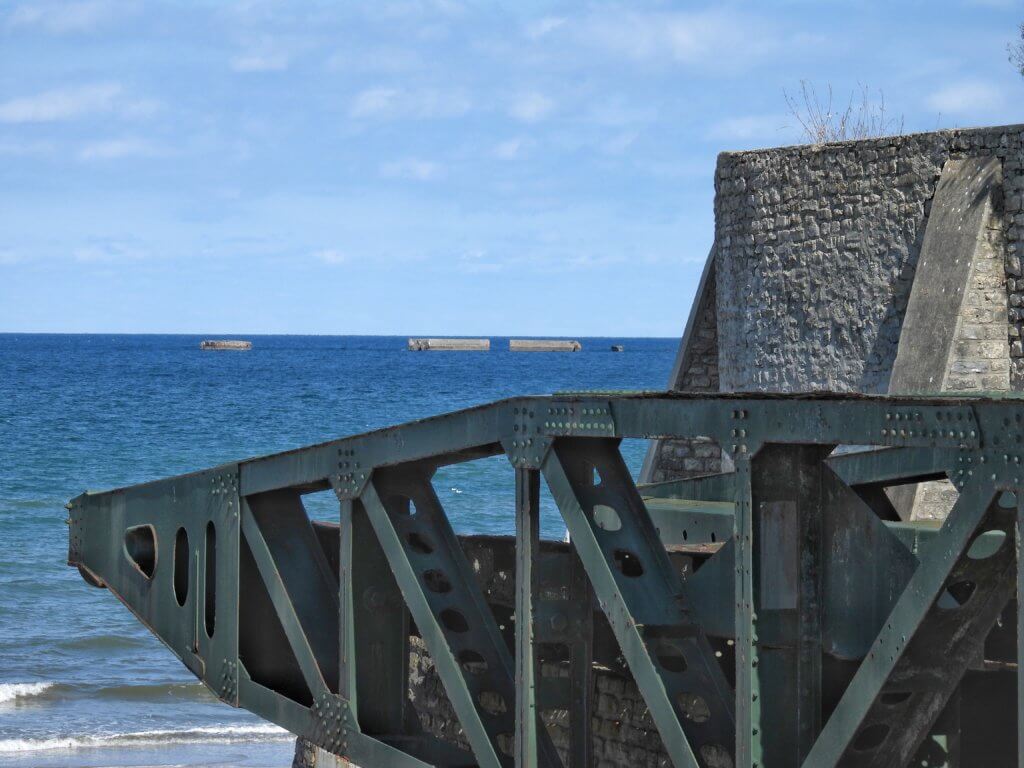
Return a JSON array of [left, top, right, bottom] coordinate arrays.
[[0, 723, 291, 753]]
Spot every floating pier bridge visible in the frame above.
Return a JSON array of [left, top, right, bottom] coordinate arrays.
[[68, 391, 1022, 767]]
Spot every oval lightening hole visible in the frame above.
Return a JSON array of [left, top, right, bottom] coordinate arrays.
[[423, 569, 452, 593], [387, 495, 414, 516], [204, 521, 216, 637], [613, 549, 644, 577], [881, 691, 912, 706], [458, 649, 488, 674], [853, 723, 890, 752], [699, 743, 733, 768], [655, 644, 687, 674], [173, 527, 189, 606], [478, 690, 507, 715], [439, 608, 469, 633], [496, 733, 513, 757], [966, 530, 1006, 560], [593, 504, 622, 531], [677, 692, 710, 723], [407, 532, 434, 554], [124, 525, 157, 579], [938, 580, 976, 609]]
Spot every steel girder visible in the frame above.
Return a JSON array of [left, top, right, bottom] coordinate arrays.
[[67, 392, 1024, 767]]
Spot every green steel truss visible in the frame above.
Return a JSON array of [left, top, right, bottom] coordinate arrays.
[[67, 392, 1024, 767]]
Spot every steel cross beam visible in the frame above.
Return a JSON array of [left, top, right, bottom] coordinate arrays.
[[67, 392, 1024, 768]]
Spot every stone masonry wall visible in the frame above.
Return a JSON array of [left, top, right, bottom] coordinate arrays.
[[648, 264, 724, 483], [715, 125, 1023, 393]]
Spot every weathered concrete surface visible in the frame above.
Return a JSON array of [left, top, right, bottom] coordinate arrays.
[[509, 339, 582, 351], [889, 157, 1006, 393], [407, 338, 490, 351], [887, 156, 1007, 519]]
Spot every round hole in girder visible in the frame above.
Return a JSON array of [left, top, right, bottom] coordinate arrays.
[[677, 692, 710, 723], [592, 504, 622, 531], [124, 525, 157, 579], [654, 643, 688, 674], [853, 723, 890, 751], [612, 549, 644, 577], [478, 690, 507, 715], [407, 532, 434, 555], [699, 743, 733, 768], [938, 580, 976, 609], [439, 608, 469, 633], [966, 530, 1007, 560], [173, 527, 189, 606], [423, 569, 452, 593], [998, 491, 1017, 509], [880, 691, 912, 706], [458, 649, 488, 675]]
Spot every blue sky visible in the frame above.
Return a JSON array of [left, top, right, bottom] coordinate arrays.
[[0, 1, 1021, 336]]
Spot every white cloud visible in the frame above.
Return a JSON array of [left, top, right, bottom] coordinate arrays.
[[578, 8, 783, 69], [73, 242, 145, 263], [78, 138, 159, 161], [602, 130, 639, 154], [509, 92, 553, 123], [231, 52, 290, 73], [0, 250, 26, 265], [707, 114, 790, 142], [494, 138, 524, 159], [7, 1, 121, 34], [0, 82, 157, 123], [380, 158, 442, 180], [526, 16, 566, 40], [350, 87, 470, 119], [926, 80, 1005, 115], [313, 248, 346, 264]]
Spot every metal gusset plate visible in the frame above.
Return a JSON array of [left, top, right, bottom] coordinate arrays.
[[543, 437, 735, 768], [357, 463, 560, 768], [801, 482, 1017, 768]]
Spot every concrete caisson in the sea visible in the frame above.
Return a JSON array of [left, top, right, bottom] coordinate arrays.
[[509, 339, 581, 351], [408, 337, 490, 351], [199, 339, 252, 350]]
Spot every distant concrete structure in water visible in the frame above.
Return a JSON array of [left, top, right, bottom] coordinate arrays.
[[408, 338, 490, 351], [199, 340, 252, 350], [510, 339, 581, 352], [610, 344, 624, 352]]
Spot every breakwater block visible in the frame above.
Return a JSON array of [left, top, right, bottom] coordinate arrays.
[[199, 340, 252, 350], [510, 339, 582, 351], [408, 338, 490, 351]]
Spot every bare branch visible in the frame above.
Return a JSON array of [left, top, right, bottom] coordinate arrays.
[[783, 80, 903, 146]]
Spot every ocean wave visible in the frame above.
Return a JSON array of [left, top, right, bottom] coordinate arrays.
[[0, 723, 292, 753], [93, 681, 213, 702], [0, 682, 56, 704]]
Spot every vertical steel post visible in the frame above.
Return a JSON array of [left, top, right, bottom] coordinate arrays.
[[568, 549, 594, 768], [515, 468, 541, 768], [737, 444, 828, 766], [1018, 495, 1024, 768]]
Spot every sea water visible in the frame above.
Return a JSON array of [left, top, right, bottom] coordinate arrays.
[[0, 334, 676, 767]]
